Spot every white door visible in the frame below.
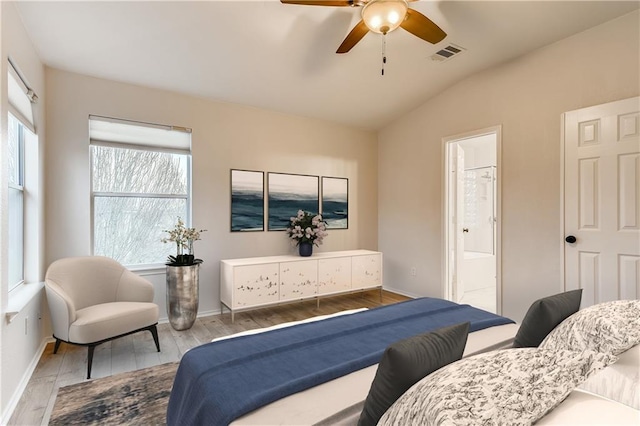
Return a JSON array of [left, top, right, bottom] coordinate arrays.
[[564, 97, 640, 307]]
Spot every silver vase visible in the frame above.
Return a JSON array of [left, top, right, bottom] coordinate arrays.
[[166, 264, 199, 330]]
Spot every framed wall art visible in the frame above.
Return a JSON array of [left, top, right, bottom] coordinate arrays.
[[268, 172, 319, 231], [230, 169, 264, 232], [321, 176, 348, 229]]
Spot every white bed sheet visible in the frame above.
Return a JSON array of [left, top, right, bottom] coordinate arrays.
[[578, 343, 640, 410], [537, 389, 640, 425], [211, 308, 368, 343]]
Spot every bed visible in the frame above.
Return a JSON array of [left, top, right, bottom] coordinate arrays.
[[232, 343, 640, 426], [166, 297, 516, 425], [231, 318, 518, 425], [167, 297, 640, 426], [376, 298, 640, 426]]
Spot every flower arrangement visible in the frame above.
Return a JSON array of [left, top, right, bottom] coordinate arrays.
[[286, 210, 327, 247], [162, 217, 207, 266]]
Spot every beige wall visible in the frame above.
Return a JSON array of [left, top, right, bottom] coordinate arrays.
[[45, 68, 378, 319], [1, 1, 48, 420], [378, 11, 640, 322]]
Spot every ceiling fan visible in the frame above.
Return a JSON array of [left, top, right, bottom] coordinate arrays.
[[280, 0, 446, 54]]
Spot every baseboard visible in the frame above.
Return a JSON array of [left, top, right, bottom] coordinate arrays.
[[196, 308, 221, 318], [382, 286, 420, 299], [158, 308, 221, 324], [1, 337, 51, 424]]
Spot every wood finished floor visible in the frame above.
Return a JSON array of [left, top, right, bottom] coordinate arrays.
[[9, 290, 409, 426]]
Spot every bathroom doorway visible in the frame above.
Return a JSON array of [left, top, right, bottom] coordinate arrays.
[[443, 126, 501, 314]]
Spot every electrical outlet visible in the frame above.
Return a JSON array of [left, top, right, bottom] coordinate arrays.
[[410, 267, 417, 277]]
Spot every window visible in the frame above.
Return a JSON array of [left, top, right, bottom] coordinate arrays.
[[90, 116, 192, 266], [7, 59, 39, 291], [8, 113, 25, 290]]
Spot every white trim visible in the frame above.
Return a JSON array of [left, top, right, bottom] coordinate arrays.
[[130, 265, 166, 275], [158, 308, 220, 324], [380, 285, 419, 299], [442, 125, 503, 314], [0, 338, 49, 425], [560, 112, 567, 292], [5, 282, 44, 323], [93, 192, 188, 199], [441, 138, 450, 301], [496, 126, 503, 315]]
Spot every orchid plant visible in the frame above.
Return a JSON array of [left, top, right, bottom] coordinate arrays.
[[285, 210, 327, 247], [162, 217, 207, 266]]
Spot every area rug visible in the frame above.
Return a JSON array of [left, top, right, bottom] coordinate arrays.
[[49, 362, 178, 425]]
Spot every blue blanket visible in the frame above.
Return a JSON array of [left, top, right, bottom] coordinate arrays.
[[167, 298, 514, 425]]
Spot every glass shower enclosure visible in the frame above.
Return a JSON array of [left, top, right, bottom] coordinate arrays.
[[463, 166, 496, 255]]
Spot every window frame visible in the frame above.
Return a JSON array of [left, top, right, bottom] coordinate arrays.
[[8, 112, 26, 291], [89, 140, 192, 269]]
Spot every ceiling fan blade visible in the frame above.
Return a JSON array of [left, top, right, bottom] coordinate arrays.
[[280, 0, 355, 6], [336, 20, 369, 54], [400, 8, 446, 44]]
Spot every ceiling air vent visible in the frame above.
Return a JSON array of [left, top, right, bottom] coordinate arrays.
[[430, 44, 466, 62]]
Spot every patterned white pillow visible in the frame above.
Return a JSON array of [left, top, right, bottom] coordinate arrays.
[[378, 348, 614, 426], [540, 300, 640, 356]]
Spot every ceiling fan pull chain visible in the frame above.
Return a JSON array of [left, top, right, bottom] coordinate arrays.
[[381, 34, 387, 76]]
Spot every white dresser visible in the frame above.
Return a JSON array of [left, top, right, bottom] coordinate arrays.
[[220, 250, 382, 321]]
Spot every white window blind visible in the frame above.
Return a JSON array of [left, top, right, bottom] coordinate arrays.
[[8, 61, 37, 132], [89, 115, 191, 153]]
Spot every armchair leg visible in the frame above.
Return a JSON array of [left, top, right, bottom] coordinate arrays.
[[87, 345, 96, 379], [149, 325, 161, 352], [56, 323, 160, 380], [53, 339, 62, 354]]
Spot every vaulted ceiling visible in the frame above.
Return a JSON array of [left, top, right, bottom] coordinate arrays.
[[15, 1, 639, 130]]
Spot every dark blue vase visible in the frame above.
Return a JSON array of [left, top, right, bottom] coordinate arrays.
[[298, 242, 313, 257]]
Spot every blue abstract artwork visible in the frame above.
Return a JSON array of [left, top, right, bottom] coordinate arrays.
[[322, 177, 348, 229], [231, 170, 264, 232], [268, 173, 319, 231]]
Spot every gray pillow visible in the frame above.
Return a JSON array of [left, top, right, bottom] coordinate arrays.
[[357, 322, 470, 426], [512, 289, 582, 348]]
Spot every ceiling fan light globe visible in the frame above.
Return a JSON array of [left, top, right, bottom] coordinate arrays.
[[362, 0, 408, 34]]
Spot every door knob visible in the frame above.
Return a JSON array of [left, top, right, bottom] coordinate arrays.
[[565, 235, 577, 244]]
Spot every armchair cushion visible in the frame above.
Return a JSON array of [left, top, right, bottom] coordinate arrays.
[[116, 269, 155, 303], [46, 256, 155, 307], [70, 302, 159, 344]]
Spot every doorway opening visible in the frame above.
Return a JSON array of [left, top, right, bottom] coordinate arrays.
[[443, 126, 501, 314]]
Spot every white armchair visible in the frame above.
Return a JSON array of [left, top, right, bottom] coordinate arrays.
[[45, 256, 160, 379]]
